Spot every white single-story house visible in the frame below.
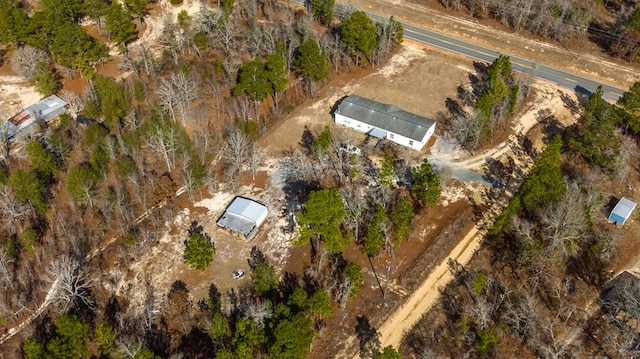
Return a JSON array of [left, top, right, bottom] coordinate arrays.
[[608, 197, 637, 225], [334, 95, 436, 151], [216, 197, 268, 239], [3, 95, 68, 140]]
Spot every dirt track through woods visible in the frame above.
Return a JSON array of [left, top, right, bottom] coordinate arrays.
[[378, 226, 483, 348]]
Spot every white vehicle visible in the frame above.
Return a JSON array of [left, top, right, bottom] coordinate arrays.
[[233, 269, 245, 280], [339, 144, 361, 155]]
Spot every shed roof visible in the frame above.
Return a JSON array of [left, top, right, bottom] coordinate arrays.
[[337, 95, 436, 142], [24, 95, 68, 122], [216, 197, 268, 237], [609, 197, 637, 224], [226, 197, 268, 222]]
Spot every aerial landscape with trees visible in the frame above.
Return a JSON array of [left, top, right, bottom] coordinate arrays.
[[0, 0, 639, 358]]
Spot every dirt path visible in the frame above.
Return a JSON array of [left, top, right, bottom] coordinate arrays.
[[378, 225, 483, 348], [0, 186, 186, 347], [0, 279, 59, 346]]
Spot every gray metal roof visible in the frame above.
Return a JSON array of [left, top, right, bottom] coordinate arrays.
[[226, 197, 267, 222], [610, 197, 637, 222], [216, 197, 267, 238], [24, 95, 68, 123], [337, 95, 436, 142], [3, 95, 68, 138]]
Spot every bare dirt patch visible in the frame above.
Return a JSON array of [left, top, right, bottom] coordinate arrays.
[[260, 45, 472, 159], [0, 61, 40, 119]]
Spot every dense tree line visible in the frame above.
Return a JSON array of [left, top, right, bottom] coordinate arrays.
[[0, 0, 411, 357], [402, 80, 640, 358], [432, 0, 640, 62]]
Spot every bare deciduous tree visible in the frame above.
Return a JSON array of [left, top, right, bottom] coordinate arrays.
[[0, 186, 33, 233], [156, 72, 199, 123], [224, 127, 251, 177], [156, 77, 179, 123], [11, 46, 48, 79], [0, 247, 14, 289], [59, 90, 83, 116], [45, 256, 94, 312], [540, 182, 587, 259]]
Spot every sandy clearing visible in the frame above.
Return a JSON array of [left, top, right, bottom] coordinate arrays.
[[455, 83, 576, 169], [0, 76, 41, 119]]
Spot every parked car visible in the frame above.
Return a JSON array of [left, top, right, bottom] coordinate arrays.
[[339, 144, 361, 155], [232, 269, 245, 280]]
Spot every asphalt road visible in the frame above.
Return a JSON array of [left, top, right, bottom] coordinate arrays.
[[398, 22, 626, 102], [291, 0, 627, 101]]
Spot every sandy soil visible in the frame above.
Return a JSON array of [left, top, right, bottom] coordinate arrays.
[[260, 45, 471, 158], [0, 74, 40, 119], [377, 224, 483, 349]]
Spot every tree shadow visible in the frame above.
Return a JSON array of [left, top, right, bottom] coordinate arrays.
[[206, 283, 222, 313], [248, 246, 266, 270], [603, 196, 620, 219], [586, 21, 615, 56], [574, 85, 592, 106], [177, 327, 215, 357], [482, 157, 507, 189], [355, 315, 381, 358], [559, 90, 581, 115], [330, 95, 349, 117], [169, 280, 188, 296], [104, 295, 122, 328], [446, 97, 466, 117], [299, 125, 316, 156], [278, 271, 300, 298], [470, 61, 490, 96], [279, 150, 320, 221], [536, 108, 564, 143], [31, 312, 55, 348], [567, 246, 608, 287]]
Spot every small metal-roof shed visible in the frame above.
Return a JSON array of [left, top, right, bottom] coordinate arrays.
[[216, 197, 268, 239], [3, 95, 68, 139], [24, 95, 68, 123], [609, 197, 637, 225]]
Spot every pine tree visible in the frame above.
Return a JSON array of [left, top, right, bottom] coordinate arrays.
[[521, 134, 565, 212], [9, 169, 48, 215], [184, 232, 215, 271], [410, 159, 441, 207], [617, 81, 640, 134], [343, 261, 363, 298], [266, 52, 288, 108], [105, 2, 137, 49], [310, 0, 335, 26], [391, 195, 414, 245], [233, 58, 272, 101], [341, 11, 378, 64], [567, 86, 620, 175], [31, 61, 59, 96], [364, 204, 387, 256], [378, 152, 395, 188], [294, 38, 330, 81], [296, 187, 347, 254]]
